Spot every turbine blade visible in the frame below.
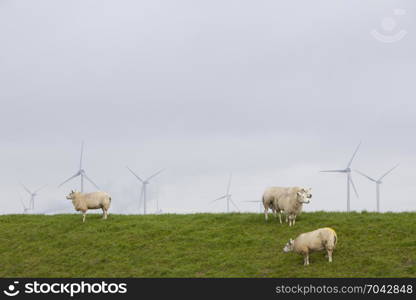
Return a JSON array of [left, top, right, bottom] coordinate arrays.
[[211, 195, 227, 203], [354, 170, 376, 182], [226, 173, 232, 196], [83, 173, 100, 190], [378, 164, 399, 181], [35, 185, 47, 193], [347, 141, 361, 168], [349, 176, 359, 198], [146, 169, 165, 181], [243, 200, 262, 203], [19, 195, 27, 209], [229, 197, 240, 211], [320, 170, 345, 173], [58, 172, 80, 187], [126, 166, 145, 182], [20, 183, 32, 195], [79, 141, 84, 169]]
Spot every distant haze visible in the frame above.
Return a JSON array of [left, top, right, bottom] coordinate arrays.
[[1, 0, 415, 214]]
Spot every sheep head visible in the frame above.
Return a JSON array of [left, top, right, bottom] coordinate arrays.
[[66, 190, 80, 200], [297, 187, 312, 204], [283, 239, 294, 253]]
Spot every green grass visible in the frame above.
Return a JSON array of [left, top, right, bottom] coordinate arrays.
[[0, 212, 415, 277]]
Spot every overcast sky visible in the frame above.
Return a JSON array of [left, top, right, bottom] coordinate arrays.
[[1, 0, 415, 214]]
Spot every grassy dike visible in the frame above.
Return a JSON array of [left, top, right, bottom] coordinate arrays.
[[0, 212, 415, 277]]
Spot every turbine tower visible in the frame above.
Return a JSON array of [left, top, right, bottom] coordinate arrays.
[[355, 164, 399, 212], [212, 173, 239, 213], [21, 183, 46, 210], [59, 141, 100, 192], [320, 142, 361, 212], [126, 166, 164, 215], [155, 186, 162, 214]]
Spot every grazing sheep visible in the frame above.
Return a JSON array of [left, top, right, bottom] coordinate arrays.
[[262, 187, 312, 225], [283, 227, 337, 266], [66, 190, 111, 222]]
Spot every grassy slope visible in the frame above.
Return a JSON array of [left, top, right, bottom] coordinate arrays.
[[0, 212, 415, 278]]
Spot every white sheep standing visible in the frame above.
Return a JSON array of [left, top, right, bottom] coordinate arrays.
[[262, 187, 312, 226], [283, 227, 338, 266], [262, 189, 279, 221], [278, 187, 312, 226], [66, 190, 112, 222]]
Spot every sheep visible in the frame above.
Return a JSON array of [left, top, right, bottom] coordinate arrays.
[[278, 187, 312, 226], [262, 189, 279, 221], [66, 190, 111, 222], [262, 187, 312, 226], [283, 227, 337, 266]]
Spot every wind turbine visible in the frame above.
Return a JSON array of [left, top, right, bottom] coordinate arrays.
[[320, 142, 361, 212], [355, 164, 399, 212], [212, 173, 239, 213], [126, 166, 164, 214], [243, 200, 263, 213], [21, 183, 46, 210], [59, 141, 100, 192]]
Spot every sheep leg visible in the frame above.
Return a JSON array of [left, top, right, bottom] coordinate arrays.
[[303, 253, 309, 266], [102, 208, 106, 219], [293, 216, 296, 226], [278, 211, 282, 224], [264, 208, 268, 221], [327, 249, 333, 262], [288, 215, 293, 226], [82, 212, 86, 223]]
